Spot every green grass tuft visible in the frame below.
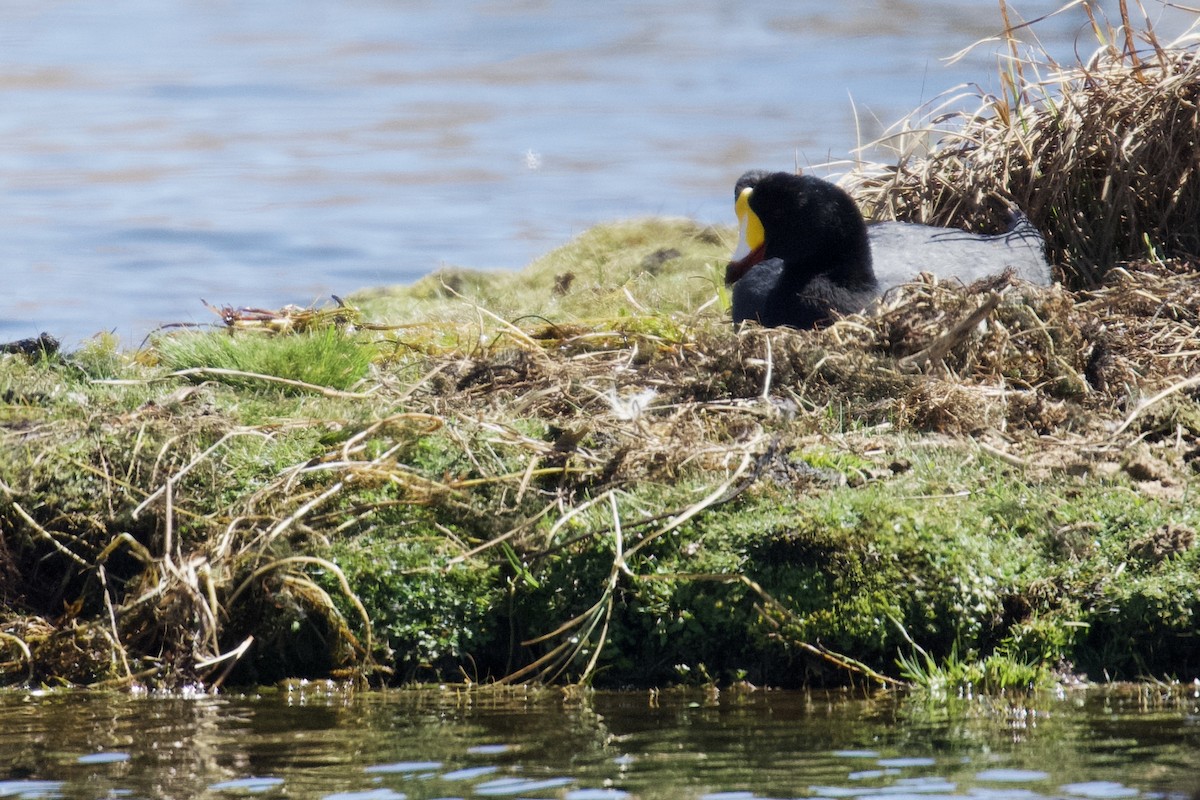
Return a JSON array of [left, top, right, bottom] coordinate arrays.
[[156, 327, 373, 391]]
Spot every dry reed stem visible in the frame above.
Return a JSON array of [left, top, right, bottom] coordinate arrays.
[[96, 564, 133, 680], [503, 447, 762, 685], [0, 632, 33, 683], [169, 367, 378, 398], [739, 575, 905, 688], [898, 292, 1004, 372], [226, 555, 374, 666], [7, 499, 88, 568], [133, 429, 270, 519], [9, 264, 1200, 686], [1112, 373, 1200, 436]]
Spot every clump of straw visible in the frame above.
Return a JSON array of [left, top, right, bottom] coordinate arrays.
[[847, 1, 1200, 286]]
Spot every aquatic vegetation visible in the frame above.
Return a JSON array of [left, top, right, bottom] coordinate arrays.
[[895, 634, 1054, 695]]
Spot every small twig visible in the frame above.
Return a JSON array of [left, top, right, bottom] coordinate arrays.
[[169, 367, 378, 399], [515, 455, 539, 504], [97, 564, 133, 680], [743, 577, 905, 688], [506, 493, 633, 685], [440, 283, 547, 354], [226, 556, 374, 667], [571, 495, 628, 681], [760, 332, 774, 401], [508, 581, 615, 685], [0, 632, 33, 684], [625, 450, 754, 560], [895, 490, 972, 501], [534, 438, 778, 560], [444, 501, 559, 568], [976, 439, 1029, 468], [261, 480, 346, 545], [630, 571, 904, 687], [622, 286, 649, 314], [163, 473, 177, 573], [133, 430, 269, 520], [92, 665, 166, 690], [337, 413, 444, 460], [197, 635, 255, 690], [391, 362, 451, 402], [8, 500, 87, 567]]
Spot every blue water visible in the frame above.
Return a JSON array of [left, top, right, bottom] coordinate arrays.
[[0, 687, 1197, 800], [0, 1, 1193, 346]]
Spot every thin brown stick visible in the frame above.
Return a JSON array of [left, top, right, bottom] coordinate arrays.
[[0, 632, 33, 684], [741, 577, 905, 688]]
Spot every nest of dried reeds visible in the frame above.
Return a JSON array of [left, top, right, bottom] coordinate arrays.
[[847, 2, 1200, 286]]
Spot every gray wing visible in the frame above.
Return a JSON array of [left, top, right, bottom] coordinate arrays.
[[867, 217, 1051, 292]]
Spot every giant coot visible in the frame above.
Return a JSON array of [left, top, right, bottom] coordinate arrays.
[[724, 170, 1051, 328]]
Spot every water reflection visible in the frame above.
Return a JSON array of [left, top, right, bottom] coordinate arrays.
[[2, 2, 1193, 345], [1, 686, 1196, 799]]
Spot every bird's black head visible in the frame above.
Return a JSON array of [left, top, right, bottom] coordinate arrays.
[[733, 169, 770, 199], [725, 171, 874, 290]]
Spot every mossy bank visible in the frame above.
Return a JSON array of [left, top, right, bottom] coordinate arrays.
[[2, 8, 1200, 691], [3, 214, 1199, 690]]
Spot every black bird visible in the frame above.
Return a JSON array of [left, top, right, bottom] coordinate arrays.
[[724, 170, 1051, 329]]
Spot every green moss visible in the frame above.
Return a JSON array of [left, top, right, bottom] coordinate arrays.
[[3, 207, 1200, 690], [1084, 569, 1200, 679], [351, 218, 731, 332], [324, 531, 501, 682]]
